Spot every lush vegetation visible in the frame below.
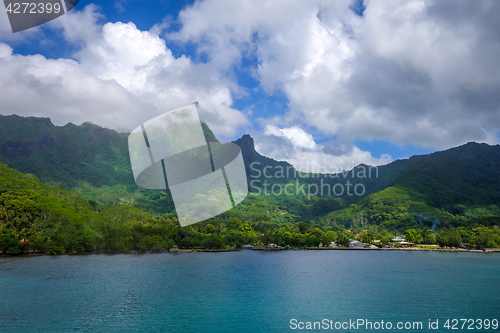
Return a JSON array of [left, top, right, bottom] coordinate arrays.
[[0, 115, 215, 213], [1, 115, 499, 255], [1, 162, 499, 255]]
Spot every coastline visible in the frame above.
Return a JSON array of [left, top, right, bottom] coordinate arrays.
[[2, 247, 499, 258], [252, 246, 499, 253]]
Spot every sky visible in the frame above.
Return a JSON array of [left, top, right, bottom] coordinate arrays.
[[0, 0, 499, 172]]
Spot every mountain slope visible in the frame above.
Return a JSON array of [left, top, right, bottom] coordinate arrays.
[[0, 114, 218, 189], [0, 114, 416, 200], [391, 142, 500, 211], [0, 114, 222, 213], [0, 161, 100, 254], [1, 114, 499, 220], [0, 115, 132, 188]]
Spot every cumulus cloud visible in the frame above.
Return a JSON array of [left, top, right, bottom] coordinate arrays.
[[0, 42, 143, 129], [173, 0, 500, 149], [52, 4, 104, 44], [0, 5, 249, 136], [254, 125, 392, 172], [1, 0, 499, 169]]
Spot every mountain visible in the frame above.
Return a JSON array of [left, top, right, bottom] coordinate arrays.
[[233, 132, 407, 196], [0, 115, 132, 188], [390, 142, 500, 212], [0, 161, 104, 254], [1, 114, 500, 220], [0, 114, 219, 213], [0, 161, 183, 255], [1, 114, 500, 254], [234, 129, 500, 210], [0, 114, 218, 189]]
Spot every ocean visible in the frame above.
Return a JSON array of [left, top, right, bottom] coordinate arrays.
[[0, 251, 499, 332]]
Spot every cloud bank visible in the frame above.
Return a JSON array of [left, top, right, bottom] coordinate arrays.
[[173, 0, 500, 150], [254, 125, 392, 171], [1, 0, 499, 171], [0, 4, 249, 136]]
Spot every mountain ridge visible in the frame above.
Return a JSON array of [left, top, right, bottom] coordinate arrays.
[[1, 114, 499, 216]]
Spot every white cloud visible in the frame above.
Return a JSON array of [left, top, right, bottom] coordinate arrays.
[[255, 125, 392, 172], [114, 0, 133, 13], [173, 0, 500, 149], [52, 4, 104, 44], [0, 42, 143, 129], [0, 5, 249, 137], [264, 125, 316, 149], [1, 0, 499, 168]]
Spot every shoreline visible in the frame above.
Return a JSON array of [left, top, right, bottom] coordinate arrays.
[[252, 247, 499, 253], [304, 247, 497, 253], [1, 247, 499, 258]]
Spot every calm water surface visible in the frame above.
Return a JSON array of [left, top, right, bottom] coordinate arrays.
[[0, 251, 499, 332]]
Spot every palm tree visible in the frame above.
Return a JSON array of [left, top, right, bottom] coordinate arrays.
[[421, 227, 431, 246]]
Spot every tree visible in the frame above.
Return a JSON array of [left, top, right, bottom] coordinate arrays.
[[321, 231, 337, 247], [297, 222, 311, 234], [436, 228, 462, 248], [421, 227, 432, 245], [337, 232, 350, 247], [468, 227, 498, 250], [404, 229, 422, 244], [0, 226, 21, 254], [203, 234, 227, 249], [359, 232, 374, 245], [226, 217, 242, 231]]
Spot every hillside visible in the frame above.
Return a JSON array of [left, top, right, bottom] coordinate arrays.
[[0, 114, 221, 213], [0, 162, 149, 254], [0, 114, 405, 194], [1, 114, 500, 226], [1, 160, 498, 254], [391, 142, 500, 211], [1, 115, 500, 253], [0, 115, 132, 188]]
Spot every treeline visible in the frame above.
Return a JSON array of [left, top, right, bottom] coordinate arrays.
[[3, 208, 500, 255]]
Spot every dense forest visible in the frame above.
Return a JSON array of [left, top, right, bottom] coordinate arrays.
[[0, 115, 499, 254]]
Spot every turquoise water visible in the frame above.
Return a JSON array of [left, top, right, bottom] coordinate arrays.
[[0, 251, 499, 332]]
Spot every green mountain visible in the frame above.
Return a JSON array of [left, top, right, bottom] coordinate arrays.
[[234, 131, 500, 209], [0, 161, 147, 254], [0, 114, 219, 213], [1, 114, 499, 253], [391, 142, 500, 211], [1, 114, 500, 226]]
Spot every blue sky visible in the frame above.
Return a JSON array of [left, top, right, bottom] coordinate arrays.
[[1, 0, 499, 170]]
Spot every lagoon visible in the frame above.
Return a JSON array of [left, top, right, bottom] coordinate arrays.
[[1, 251, 499, 332]]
